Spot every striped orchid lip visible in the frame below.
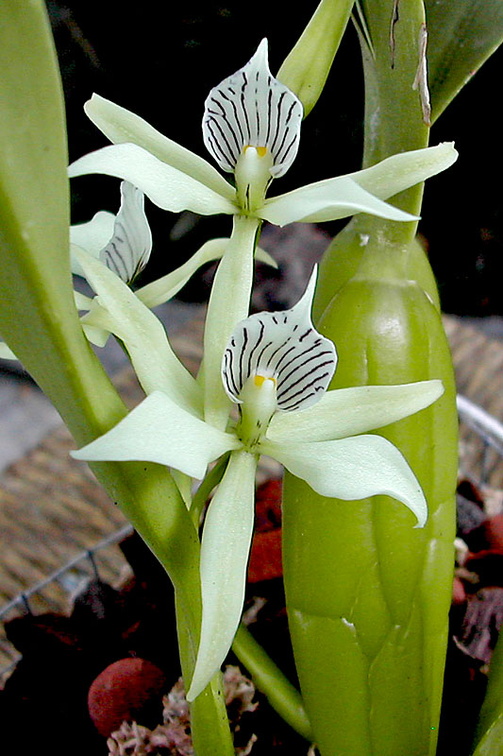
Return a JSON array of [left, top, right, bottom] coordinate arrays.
[[99, 181, 152, 284], [202, 39, 303, 179], [222, 268, 337, 414]]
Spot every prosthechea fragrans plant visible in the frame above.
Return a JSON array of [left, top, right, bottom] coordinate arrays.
[[1, 1, 503, 754]]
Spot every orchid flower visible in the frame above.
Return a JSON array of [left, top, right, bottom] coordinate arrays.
[[67, 39, 457, 428], [68, 39, 458, 230], [72, 267, 444, 701], [71, 179, 277, 352]]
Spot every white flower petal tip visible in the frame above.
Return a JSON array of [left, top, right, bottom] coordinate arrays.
[[222, 267, 336, 412], [203, 39, 303, 178], [70, 211, 115, 277], [99, 181, 152, 283], [0, 342, 18, 361]]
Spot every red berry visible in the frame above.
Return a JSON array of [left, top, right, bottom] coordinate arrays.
[[88, 657, 166, 737]]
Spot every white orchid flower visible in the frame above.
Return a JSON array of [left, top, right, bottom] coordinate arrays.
[[67, 39, 457, 429], [68, 39, 457, 228], [71, 267, 444, 701]]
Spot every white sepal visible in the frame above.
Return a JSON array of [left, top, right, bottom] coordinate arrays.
[[267, 380, 444, 443], [187, 449, 257, 701], [0, 342, 17, 360], [75, 248, 202, 414], [261, 434, 428, 527], [71, 391, 239, 480], [203, 39, 303, 178], [70, 210, 115, 277], [73, 290, 95, 312], [348, 142, 458, 200], [261, 142, 458, 226], [222, 267, 336, 412], [68, 143, 237, 217], [84, 93, 236, 200], [135, 239, 276, 311], [261, 176, 419, 227]]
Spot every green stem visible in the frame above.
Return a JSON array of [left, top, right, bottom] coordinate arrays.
[[233, 624, 314, 743], [190, 453, 231, 528]]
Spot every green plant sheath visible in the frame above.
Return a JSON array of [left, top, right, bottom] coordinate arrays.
[[283, 228, 458, 755], [282, 1, 459, 753]]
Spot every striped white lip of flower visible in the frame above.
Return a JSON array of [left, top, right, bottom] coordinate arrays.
[[222, 269, 336, 414], [99, 181, 152, 284], [203, 39, 303, 180]]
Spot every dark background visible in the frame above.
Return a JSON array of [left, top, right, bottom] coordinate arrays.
[[46, 0, 503, 315]]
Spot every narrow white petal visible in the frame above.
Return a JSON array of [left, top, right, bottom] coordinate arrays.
[[70, 210, 115, 276], [262, 434, 427, 527], [202, 215, 259, 430], [73, 290, 94, 311], [261, 176, 419, 226], [69, 143, 237, 217], [261, 142, 458, 226], [99, 181, 152, 283], [0, 342, 17, 360], [203, 39, 303, 177], [222, 267, 336, 411], [135, 238, 276, 311], [85, 94, 236, 200], [75, 249, 202, 413], [136, 238, 229, 309], [71, 391, 239, 480], [81, 321, 110, 347], [267, 380, 444, 443], [348, 142, 458, 200], [187, 449, 257, 701]]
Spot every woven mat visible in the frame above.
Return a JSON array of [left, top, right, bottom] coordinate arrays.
[[1, 312, 502, 612]]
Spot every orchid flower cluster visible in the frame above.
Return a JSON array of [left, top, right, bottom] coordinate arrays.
[[60, 40, 457, 701]]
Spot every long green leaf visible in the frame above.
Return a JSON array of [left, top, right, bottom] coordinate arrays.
[[425, 0, 503, 123], [0, 5, 234, 752]]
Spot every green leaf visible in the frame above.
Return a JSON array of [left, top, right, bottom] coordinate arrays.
[[0, 0, 124, 440], [425, 0, 503, 123], [472, 715, 503, 756], [473, 625, 503, 753]]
